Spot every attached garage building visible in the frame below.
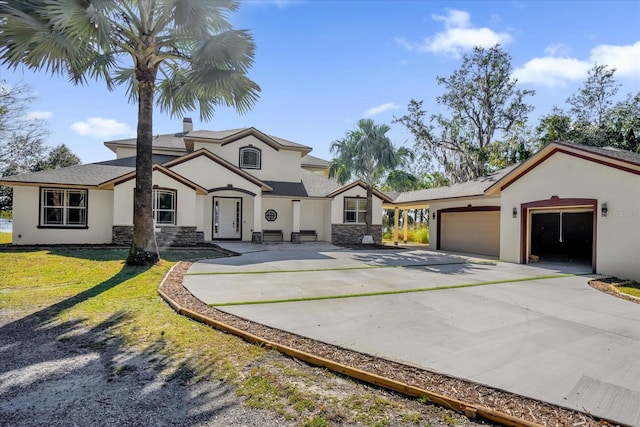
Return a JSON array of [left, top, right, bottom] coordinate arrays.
[[387, 142, 640, 282], [438, 207, 500, 257]]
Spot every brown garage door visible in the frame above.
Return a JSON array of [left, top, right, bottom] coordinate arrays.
[[440, 210, 500, 256]]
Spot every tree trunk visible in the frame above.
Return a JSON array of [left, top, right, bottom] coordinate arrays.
[[126, 69, 159, 266]]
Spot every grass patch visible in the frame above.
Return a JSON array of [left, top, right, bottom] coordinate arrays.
[[1, 246, 489, 425], [616, 281, 640, 298], [0, 247, 260, 384], [0, 232, 11, 244], [210, 273, 576, 307]]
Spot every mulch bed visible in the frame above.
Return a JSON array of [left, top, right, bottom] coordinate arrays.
[[159, 261, 614, 427], [588, 277, 640, 304]]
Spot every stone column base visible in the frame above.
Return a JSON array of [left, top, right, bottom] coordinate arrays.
[[251, 232, 262, 243], [291, 232, 301, 244]]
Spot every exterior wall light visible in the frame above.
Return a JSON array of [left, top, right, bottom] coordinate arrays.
[[432, 212, 436, 220], [601, 203, 608, 217], [512, 207, 517, 218]]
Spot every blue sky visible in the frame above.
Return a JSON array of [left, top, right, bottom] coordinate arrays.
[[1, 0, 639, 165]]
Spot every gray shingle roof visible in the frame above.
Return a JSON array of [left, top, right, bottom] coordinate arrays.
[[264, 170, 342, 198], [300, 169, 342, 197], [105, 128, 312, 152], [105, 134, 187, 151], [393, 165, 517, 204], [0, 155, 179, 187], [301, 154, 329, 168], [555, 141, 640, 165], [0, 163, 133, 186], [263, 181, 309, 197]]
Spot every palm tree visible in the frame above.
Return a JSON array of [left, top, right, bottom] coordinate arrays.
[[329, 118, 413, 241], [0, 1, 260, 265]]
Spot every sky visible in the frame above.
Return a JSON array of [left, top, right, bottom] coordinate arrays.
[[1, 0, 639, 165]]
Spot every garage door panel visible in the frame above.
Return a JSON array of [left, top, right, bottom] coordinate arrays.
[[441, 211, 500, 256]]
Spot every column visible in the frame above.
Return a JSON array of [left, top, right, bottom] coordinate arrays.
[[291, 200, 301, 243]]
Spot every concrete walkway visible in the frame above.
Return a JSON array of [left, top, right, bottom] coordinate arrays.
[[184, 243, 640, 426]]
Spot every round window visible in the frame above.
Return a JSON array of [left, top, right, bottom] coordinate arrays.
[[265, 209, 277, 222]]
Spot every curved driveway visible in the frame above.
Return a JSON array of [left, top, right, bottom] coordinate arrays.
[[184, 243, 640, 426]]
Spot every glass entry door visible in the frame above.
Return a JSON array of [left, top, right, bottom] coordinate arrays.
[[213, 197, 242, 239]]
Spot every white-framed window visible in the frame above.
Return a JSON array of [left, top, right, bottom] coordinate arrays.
[[344, 197, 367, 223], [239, 146, 261, 169], [153, 189, 176, 225], [40, 188, 87, 227]]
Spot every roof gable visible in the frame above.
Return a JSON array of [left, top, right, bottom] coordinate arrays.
[[99, 164, 207, 195], [163, 148, 273, 191], [326, 180, 394, 203], [185, 127, 312, 155], [485, 141, 640, 195]]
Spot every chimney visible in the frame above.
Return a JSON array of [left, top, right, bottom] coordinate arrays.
[[183, 117, 193, 133]]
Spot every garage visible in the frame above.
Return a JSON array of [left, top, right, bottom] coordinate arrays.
[[438, 207, 500, 257], [530, 210, 593, 264]]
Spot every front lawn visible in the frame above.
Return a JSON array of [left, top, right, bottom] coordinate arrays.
[[0, 247, 472, 426]]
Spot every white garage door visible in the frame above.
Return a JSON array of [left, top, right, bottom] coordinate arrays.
[[440, 211, 500, 256]]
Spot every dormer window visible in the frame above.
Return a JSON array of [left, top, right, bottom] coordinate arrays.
[[239, 146, 261, 169]]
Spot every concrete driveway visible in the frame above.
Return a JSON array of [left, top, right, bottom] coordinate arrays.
[[184, 243, 640, 426]]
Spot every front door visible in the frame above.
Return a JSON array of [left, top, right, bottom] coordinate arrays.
[[213, 197, 242, 239]]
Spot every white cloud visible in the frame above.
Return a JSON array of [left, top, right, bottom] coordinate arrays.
[[513, 40, 640, 87], [513, 57, 590, 87], [590, 41, 640, 78], [363, 103, 400, 118], [396, 9, 512, 57], [71, 117, 134, 138], [26, 111, 52, 120]]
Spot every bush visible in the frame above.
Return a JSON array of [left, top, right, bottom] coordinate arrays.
[[382, 225, 429, 244]]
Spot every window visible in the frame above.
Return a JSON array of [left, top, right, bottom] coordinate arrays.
[[153, 189, 176, 225], [239, 146, 261, 169], [265, 209, 277, 222], [344, 197, 367, 223], [40, 188, 87, 227]]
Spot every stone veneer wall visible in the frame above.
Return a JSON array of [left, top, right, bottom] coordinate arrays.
[[112, 226, 200, 246], [331, 224, 382, 245]]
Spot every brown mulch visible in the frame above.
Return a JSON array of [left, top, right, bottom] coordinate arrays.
[[588, 278, 640, 304], [160, 262, 612, 427]]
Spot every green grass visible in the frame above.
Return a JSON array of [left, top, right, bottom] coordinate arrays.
[[0, 247, 260, 383], [0, 246, 458, 426], [0, 232, 11, 244], [617, 281, 640, 298]]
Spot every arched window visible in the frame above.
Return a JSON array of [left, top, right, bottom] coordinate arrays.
[[239, 146, 261, 169]]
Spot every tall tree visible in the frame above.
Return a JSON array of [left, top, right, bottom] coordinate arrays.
[[329, 118, 413, 241], [395, 45, 535, 183], [40, 144, 82, 171], [535, 65, 639, 150], [0, 0, 260, 265]]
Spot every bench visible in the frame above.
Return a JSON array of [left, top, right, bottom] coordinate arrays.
[[299, 229, 318, 241], [262, 229, 284, 242]]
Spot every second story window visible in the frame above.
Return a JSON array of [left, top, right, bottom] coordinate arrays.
[[240, 146, 261, 169]]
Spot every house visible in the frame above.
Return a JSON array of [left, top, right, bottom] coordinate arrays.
[[388, 141, 640, 282], [3, 124, 638, 281], [0, 119, 391, 247]]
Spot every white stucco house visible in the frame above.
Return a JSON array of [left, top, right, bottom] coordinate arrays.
[[2, 122, 639, 281], [389, 141, 640, 282], [1, 119, 390, 247]]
